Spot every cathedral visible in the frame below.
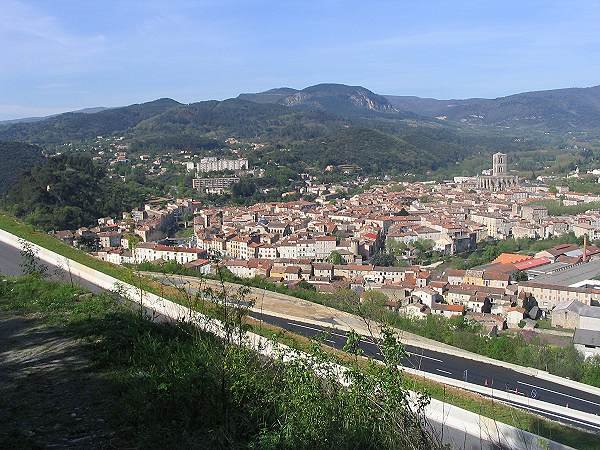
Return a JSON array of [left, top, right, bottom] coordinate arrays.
[[476, 152, 519, 191]]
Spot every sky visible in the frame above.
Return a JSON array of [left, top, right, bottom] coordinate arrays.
[[1, 0, 600, 120]]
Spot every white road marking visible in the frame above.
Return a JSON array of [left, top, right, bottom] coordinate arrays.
[[516, 381, 600, 407], [287, 322, 445, 362], [406, 352, 444, 363], [436, 368, 453, 375], [287, 322, 346, 339]]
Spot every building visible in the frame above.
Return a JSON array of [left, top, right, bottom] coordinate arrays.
[[134, 243, 205, 264], [476, 153, 519, 191], [187, 157, 249, 173], [192, 177, 240, 194]]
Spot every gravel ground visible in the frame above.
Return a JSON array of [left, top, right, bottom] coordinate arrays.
[[0, 312, 120, 449]]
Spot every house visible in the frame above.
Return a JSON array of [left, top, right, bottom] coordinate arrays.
[[134, 243, 205, 264], [432, 303, 465, 318], [98, 231, 122, 248], [184, 259, 213, 275], [284, 266, 302, 281], [313, 263, 334, 280], [52, 230, 75, 246], [551, 300, 588, 329], [412, 287, 441, 308], [574, 330, 600, 358], [404, 303, 430, 319], [466, 312, 506, 336], [506, 307, 526, 328]]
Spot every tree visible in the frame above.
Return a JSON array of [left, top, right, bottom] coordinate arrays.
[[512, 270, 528, 282], [19, 240, 47, 278], [329, 250, 343, 265], [481, 297, 492, 314], [371, 251, 397, 267]]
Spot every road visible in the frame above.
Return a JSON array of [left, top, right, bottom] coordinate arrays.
[[1, 240, 599, 433]]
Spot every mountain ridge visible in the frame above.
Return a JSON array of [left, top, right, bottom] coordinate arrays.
[[385, 84, 600, 130]]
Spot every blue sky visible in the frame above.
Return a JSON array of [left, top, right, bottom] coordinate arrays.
[[1, 0, 600, 120]]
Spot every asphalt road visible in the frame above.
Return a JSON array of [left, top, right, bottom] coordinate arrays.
[[1, 240, 599, 432], [252, 313, 600, 432]]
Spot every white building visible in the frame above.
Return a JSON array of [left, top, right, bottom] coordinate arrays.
[[187, 157, 249, 173]]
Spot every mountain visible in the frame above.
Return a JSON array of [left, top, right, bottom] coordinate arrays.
[[0, 107, 112, 126], [0, 98, 181, 143], [238, 87, 299, 104], [133, 98, 346, 141], [0, 141, 44, 193], [385, 85, 600, 131], [0, 90, 536, 178], [239, 83, 399, 116]]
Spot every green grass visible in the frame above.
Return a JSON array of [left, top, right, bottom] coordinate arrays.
[[1, 214, 598, 448], [0, 276, 437, 450]]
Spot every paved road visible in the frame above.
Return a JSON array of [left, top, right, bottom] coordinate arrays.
[[254, 313, 600, 432], [1, 241, 599, 432]]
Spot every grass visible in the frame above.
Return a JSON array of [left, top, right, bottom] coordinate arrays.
[[1, 213, 598, 448], [0, 276, 436, 450]]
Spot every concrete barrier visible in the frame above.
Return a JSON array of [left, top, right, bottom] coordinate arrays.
[[0, 229, 576, 450]]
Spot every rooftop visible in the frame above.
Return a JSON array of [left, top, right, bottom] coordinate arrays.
[[531, 260, 600, 287]]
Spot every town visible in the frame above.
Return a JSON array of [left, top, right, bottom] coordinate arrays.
[[48, 152, 600, 360]]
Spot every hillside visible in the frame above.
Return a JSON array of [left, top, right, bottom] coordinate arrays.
[[0, 86, 542, 177], [0, 141, 44, 194], [3, 154, 146, 230], [239, 83, 400, 116], [386, 85, 600, 131], [0, 98, 180, 144], [0, 107, 111, 126]]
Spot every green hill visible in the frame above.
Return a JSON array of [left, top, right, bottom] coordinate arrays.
[[385, 85, 600, 131], [0, 141, 44, 193], [0, 87, 542, 177], [0, 98, 181, 144]]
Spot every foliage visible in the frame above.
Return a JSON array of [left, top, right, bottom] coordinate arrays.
[[18, 239, 48, 278], [0, 275, 437, 450], [532, 199, 600, 216], [2, 154, 148, 230], [328, 250, 343, 265], [0, 141, 44, 193], [371, 250, 397, 267]]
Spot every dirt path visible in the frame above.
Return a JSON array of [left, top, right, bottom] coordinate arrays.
[[0, 312, 118, 449]]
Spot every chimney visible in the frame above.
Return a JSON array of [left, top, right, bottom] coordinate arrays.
[[583, 234, 588, 263]]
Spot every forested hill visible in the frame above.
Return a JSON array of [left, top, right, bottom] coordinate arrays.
[[0, 141, 44, 194], [0, 87, 540, 177], [385, 85, 600, 131], [2, 154, 146, 230], [0, 98, 180, 144]]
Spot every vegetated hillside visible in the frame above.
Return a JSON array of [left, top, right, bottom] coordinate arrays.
[[0, 91, 537, 177], [0, 141, 44, 193], [133, 98, 345, 141], [0, 106, 111, 125], [3, 154, 146, 230], [238, 87, 299, 104], [0, 98, 181, 144], [239, 83, 400, 116], [386, 84, 600, 131]]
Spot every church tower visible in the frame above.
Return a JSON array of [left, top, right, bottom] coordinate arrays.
[[492, 152, 507, 176]]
